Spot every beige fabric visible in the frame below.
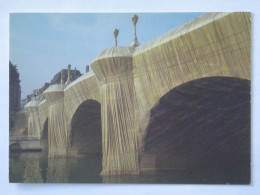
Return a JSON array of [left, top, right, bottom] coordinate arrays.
[[43, 84, 68, 157], [38, 99, 49, 131], [42, 74, 101, 157], [38, 99, 49, 150], [91, 12, 251, 175], [64, 72, 101, 127], [24, 100, 41, 140]]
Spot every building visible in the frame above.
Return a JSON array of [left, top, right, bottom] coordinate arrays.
[[50, 68, 82, 85], [25, 67, 82, 103]]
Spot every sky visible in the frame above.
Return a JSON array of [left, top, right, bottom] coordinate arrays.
[[9, 13, 204, 99]]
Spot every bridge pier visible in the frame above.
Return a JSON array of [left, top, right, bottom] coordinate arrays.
[[24, 98, 41, 140], [92, 47, 141, 175], [38, 100, 49, 151], [44, 84, 68, 157]]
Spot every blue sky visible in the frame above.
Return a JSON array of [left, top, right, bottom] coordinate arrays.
[[10, 13, 204, 99]]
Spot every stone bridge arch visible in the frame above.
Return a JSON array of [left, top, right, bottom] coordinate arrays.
[[91, 12, 250, 176], [41, 72, 101, 157], [132, 14, 251, 174], [64, 72, 101, 157], [139, 76, 250, 183], [64, 72, 101, 125], [68, 99, 102, 157], [132, 12, 250, 113]]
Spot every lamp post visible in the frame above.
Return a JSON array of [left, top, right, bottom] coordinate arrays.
[[60, 69, 65, 84], [65, 64, 71, 86], [130, 14, 140, 47], [113, 28, 119, 47]]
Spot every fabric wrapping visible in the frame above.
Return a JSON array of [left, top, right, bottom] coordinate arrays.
[[24, 100, 41, 140], [44, 84, 68, 157], [91, 12, 250, 175]]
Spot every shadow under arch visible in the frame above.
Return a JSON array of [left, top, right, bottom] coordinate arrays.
[[40, 118, 48, 151], [69, 99, 102, 157], [140, 76, 250, 184], [9, 143, 22, 152]]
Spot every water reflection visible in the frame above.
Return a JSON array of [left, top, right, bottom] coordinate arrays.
[[24, 159, 43, 183], [10, 152, 250, 184], [10, 152, 102, 183], [46, 158, 70, 183]]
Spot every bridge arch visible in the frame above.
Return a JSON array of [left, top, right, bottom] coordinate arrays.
[[139, 76, 250, 183], [9, 143, 22, 152], [68, 99, 102, 157], [64, 72, 101, 126]]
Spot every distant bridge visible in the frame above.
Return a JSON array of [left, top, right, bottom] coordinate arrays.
[[12, 12, 251, 176]]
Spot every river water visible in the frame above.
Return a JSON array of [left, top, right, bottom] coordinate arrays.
[[9, 151, 249, 184]]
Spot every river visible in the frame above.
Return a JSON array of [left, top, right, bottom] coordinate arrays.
[[9, 151, 250, 184]]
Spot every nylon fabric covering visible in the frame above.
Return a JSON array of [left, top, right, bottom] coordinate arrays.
[[44, 84, 68, 157], [38, 99, 49, 131], [64, 72, 101, 156], [38, 100, 49, 150], [91, 12, 250, 175], [64, 72, 100, 129], [24, 100, 41, 140], [99, 75, 140, 175], [132, 12, 250, 110]]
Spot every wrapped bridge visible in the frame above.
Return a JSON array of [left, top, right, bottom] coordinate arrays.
[[13, 12, 251, 176]]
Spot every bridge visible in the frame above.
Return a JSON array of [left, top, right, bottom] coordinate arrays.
[[12, 12, 251, 176]]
